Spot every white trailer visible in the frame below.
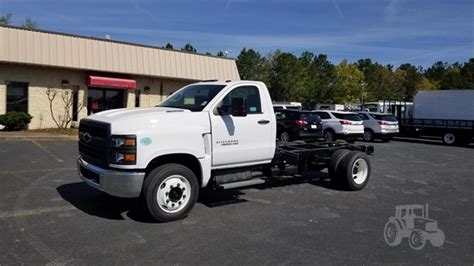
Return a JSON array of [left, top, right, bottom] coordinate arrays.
[[315, 104, 345, 111], [400, 90, 474, 146]]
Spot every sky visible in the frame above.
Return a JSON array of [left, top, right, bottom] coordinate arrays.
[[0, 0, 473, 68]]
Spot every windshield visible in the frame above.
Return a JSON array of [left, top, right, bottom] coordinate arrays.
[[371, 114, 398, 122], [159, 84, 226, 111], [332, 113, 362, 121]]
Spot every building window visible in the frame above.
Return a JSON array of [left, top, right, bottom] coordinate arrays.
[[6, 82, 28, 113], [135, 90, 141, 107]]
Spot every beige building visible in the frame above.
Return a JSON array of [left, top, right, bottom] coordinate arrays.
[[0, 25, 240, 129]]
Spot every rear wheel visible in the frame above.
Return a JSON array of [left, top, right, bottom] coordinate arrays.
[[328, 149, 351, 182], [280, 131, 291, 142], [384, 220, 402, 246], [442, 132, 456, 145], [324, 130, 336, 142], [143, 163, 199, 222], [363, 129, 374, 142], [336, 151, 371, 190]]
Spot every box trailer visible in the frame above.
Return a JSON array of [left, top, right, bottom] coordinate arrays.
[[400, 90, 474, 146]]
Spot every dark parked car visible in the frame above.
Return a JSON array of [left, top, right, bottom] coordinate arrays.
[[275, 109, 323, 142]]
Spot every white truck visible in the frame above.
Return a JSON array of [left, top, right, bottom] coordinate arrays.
[[400, 90, 474, 146], [78, 80, 374, 222]]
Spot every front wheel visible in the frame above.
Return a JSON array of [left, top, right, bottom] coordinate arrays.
[[143, 163, 199, 222]]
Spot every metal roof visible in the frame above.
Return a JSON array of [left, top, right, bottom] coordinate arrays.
[[0, 25, 240, 81]]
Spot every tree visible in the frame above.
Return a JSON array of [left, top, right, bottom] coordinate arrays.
[[21, 17, 39, 29], [236, 48, 270, 83], [398, 63, 422, 100], [268, 52, 307, 103], [461, 58, 474, 89], [0, 14, 12, 25], [307, 54, 338, 106], [45, 88, 82, 129], [216, 51, 225, 57], [164, 43, 174, 49], [181, 43, 197, 53], [416, 77, 438, 91], [334, 60, 365, 104]]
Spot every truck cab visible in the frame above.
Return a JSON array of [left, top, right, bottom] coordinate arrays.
[[78, 80, 276, 221]]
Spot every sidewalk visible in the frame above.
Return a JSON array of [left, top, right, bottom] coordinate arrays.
[[0, 131, 78, 140]]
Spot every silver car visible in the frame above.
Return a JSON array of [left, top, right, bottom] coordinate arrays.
[[358, 112, 399, 142]]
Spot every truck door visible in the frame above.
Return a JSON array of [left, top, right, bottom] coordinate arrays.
[[210, 85, 274, 168]]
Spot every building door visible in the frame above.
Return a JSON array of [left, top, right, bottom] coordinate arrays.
[[87, 88, 124, 115]]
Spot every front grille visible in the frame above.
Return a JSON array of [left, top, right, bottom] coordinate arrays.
[[78, 119, 111, 167]]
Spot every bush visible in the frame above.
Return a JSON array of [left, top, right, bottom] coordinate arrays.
[[0, 112, 33, 131]]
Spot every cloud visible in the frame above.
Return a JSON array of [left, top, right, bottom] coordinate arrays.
[[384, 0, 402, 22], [331, 0, 344, 18]]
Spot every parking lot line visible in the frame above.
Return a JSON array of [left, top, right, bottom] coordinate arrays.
[[31, 140, 64, 163], [0, 167, 75, 175], [0, 206, 76, 219]]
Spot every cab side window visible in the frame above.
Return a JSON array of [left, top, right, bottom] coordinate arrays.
[[221, 86, 262, 114]]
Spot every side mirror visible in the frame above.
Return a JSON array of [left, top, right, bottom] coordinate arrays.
[[231, 97, 247, 117]]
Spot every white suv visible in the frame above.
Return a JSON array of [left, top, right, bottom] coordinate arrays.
[[358, 112, 399, 142], [313, 111, 364, 142]]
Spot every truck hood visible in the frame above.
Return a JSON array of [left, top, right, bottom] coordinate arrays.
[[88, 107, 190, 124], [86, 107, 211, 135]]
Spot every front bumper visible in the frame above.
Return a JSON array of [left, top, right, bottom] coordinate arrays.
[[77, 157, 145, 198]]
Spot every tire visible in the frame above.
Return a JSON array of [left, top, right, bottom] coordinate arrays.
[[324, 130, 336, 142], [280, 131, 291, 142], [430, 229, 445, 247], [409, 230, 426, 250], [143, 163, 199, 222], [442, 132, 456, 145], [384, 220, 403, 246], [336, 151, 371, 190], [363, 129, 374, 142], [328, 149, 351, 182]]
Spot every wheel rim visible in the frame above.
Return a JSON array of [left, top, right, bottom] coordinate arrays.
[[364, 131, 372, 141], [443, 133, 455, 144], [156, 175, 191, 213], [352, 158, 368, 185], [325, 131, 333, 142], [410, 231, 424, 249], [281, 132, 290, 142]]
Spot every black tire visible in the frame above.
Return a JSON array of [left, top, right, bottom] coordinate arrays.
[[442, 132, 457, 145], [143, 163, 199, 222], [280, 131, 291, 142], [336, 151, 371, 190], [363, 129, 374, 142], [328, 149, 351, 182], [324, 130, 336, 142]]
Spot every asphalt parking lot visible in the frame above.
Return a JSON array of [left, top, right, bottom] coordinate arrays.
[[0, 138, 473, 264]]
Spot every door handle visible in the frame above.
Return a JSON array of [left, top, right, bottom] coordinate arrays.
[[258, 120, 270, 125]]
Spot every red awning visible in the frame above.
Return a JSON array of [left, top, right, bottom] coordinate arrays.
[[86, 75, 136, 89]]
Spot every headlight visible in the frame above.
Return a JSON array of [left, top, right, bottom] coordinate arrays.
[[111, 135, 137, 164], [112, 135, 136, 148], [113, 151, 136, 164]]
